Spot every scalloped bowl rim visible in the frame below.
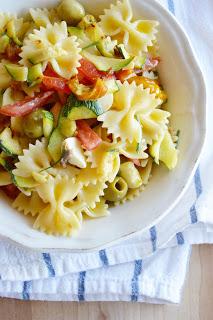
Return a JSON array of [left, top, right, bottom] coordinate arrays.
[[0, 0, 206, 251]]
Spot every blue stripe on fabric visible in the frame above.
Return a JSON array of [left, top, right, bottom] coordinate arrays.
[[99, 249, 109, 266], [176, 232, 185, 245], [167, 0, 175, 14], [78, 271, 86, 301], [190, 204, 198, 224], [22, 281, 31, 300], [131, 260, 143, 302], [42, 253, 55, 277], [150, 226, 157, 252], [194, 167, 202, 198]]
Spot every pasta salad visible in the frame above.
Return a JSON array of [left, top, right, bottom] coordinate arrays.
[[0, 0, 178, 236]]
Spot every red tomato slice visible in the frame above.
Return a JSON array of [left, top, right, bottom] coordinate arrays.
[[77, 69, 94, 85], [0, 91, 54, 117], [78, 59, 101, 83], [42, 76, 71, 94], [77, 59, 113, 84], [76, 120, 102, 151], [1, 184, 20, 199], [44, 64, 60, 78]]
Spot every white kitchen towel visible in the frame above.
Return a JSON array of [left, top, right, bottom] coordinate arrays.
[[0, 0, 212, 303]]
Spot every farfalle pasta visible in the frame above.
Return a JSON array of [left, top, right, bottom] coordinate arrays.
[[20, 21, 81, 79], [29, 8, 59, 28], [99, 0, 159, 55], [0, 0, 178, 236]]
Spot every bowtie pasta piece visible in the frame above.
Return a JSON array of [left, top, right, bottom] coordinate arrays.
[[20, 21, 81, 79], [12, 139, 79, 186], [13, 192, 46, 216], [34, 176, 84, 235], [29, 8, 59, 28], [85, 142, 120, 183], [99, 0, 159, 55], [82, 198, 109, 218], [98, 81, 165, 148]]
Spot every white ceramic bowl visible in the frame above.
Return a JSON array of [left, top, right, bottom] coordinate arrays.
[[0, 0, 206, 251]]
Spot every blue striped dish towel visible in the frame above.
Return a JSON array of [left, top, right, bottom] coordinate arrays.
[[0, 0, 212, 303]]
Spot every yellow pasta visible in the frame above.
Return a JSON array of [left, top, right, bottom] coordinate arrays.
[[20, 21, 81, 79], [0, 0, 178, 236], [99, 0, 159, 55]]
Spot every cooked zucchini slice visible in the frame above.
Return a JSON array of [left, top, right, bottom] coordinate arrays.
[[23, 110, 44, 139], [115, 44, 130, 59], [119, 162, 142, 189], [47, 127, 64, 162], [83, 51, 134, 72], [68, 26, 85, 38], [96, 37, 117, 58], [150, 131, 178, 170], [78, 15, 104, 41], [42, 110, 54, 138], [28, 64, 43, 83], [0, 128, 22, 156], [0, 35, 10, 53], [4, 64, 28, 82], [28, 49, 47, 65], [59, 118, 77, 137], [12, 175, 40, 188], [6, 20, 22, 46], [57, 0, 85, 25], [62, 94, 103, 120]]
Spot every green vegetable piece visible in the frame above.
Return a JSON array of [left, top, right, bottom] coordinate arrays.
[[78, 14, 96, 29], [68, 26, 84, 38], [28, 49, 48, 65], [4, 64, 28, 82], [42, 110, 54, 138], [6, 20, 22, 46], [96, 37, 116, 58], [47, 127, 64, 162], [23, 109, 44, 139], [62, 94, 104, 120], [78, 15, 104, 41], [0, 35, 10, 53], [119, 162, 142, 189], [59, 118, 77, 137], [83, 51, 134, 72], [104, 176, 128, 202], [155, 131, 178, 170], [28, 64, 43, 83], [12, 175, 40, 188], [0, 127, 22, 156], [57, 0, 85, 25], [82, 41, 99, 51], [115, 44, 130, 59]]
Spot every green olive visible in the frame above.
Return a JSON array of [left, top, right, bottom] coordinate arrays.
[[119, 162, 142, 189], [23, 109, 44, 138], [60, 118, 76, 137], [104, 177, 128, 202], [57, 0, 85, 25]]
